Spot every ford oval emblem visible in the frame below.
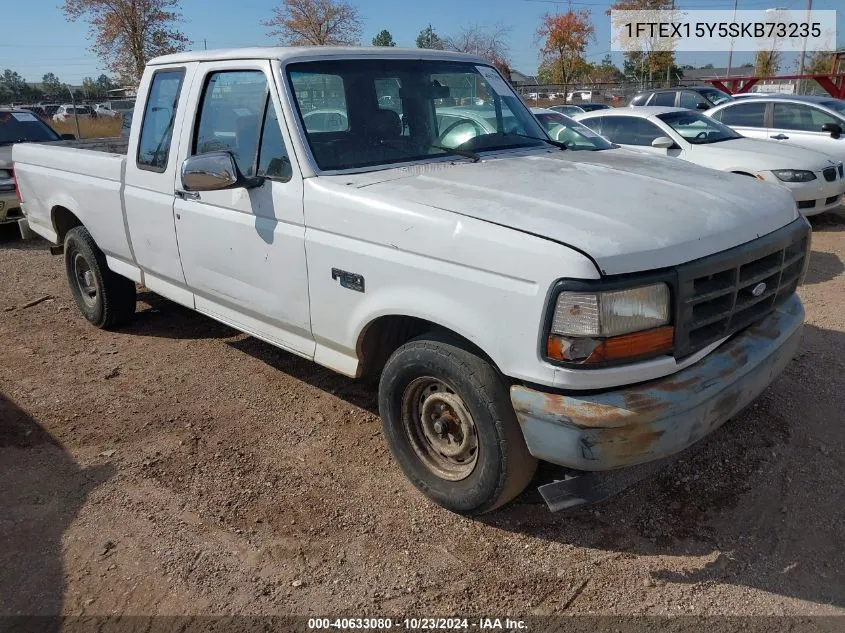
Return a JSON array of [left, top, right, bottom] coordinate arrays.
[[752, 282, 767, 297]]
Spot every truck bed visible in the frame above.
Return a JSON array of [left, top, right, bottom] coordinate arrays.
[[13, 138, 133, 264]]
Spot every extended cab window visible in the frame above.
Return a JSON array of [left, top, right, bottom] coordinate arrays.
[[137, 69, 185, 171], [194, 70, 269, 177]]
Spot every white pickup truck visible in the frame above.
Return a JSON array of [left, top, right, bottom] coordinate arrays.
[[14, 47, 810, 514]]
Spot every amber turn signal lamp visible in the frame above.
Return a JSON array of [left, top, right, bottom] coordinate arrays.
[[547, 326, 674, 364]]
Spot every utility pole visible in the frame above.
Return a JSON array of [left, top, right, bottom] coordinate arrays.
[[796, 0, 812, 93], [726, 0, 739, 78], [666, 0, 675, 87], [204, 38, 207, 50]]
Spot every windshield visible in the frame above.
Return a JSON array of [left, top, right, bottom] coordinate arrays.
[[821, 100, 845, 115], [657, 111, 741, 144], [0, 111, 61, 145], [287, 59, 551, 171], [698, 87, 733, 105], [533, 111, 613, 151]]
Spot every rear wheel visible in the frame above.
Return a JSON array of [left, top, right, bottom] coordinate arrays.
[[64, 226, 136, 329], [379, 334, 537, 514]]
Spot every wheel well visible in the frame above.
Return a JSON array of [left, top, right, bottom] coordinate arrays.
[[51, 206, 82, 243], [357, 315, 494, 379]]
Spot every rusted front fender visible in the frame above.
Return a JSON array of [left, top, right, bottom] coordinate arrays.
[[511, 293, 804, 471]]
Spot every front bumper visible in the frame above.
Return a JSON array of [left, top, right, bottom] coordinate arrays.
[[511, 293, 804, 471], [779, 177, 845, 216]]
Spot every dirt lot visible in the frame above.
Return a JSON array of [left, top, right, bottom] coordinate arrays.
[[1, 211, 844, 621]]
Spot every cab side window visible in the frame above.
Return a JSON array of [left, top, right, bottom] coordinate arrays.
[[137, 69, 185, 171], [650, 91, 676, 107], [678, 91, 703, 109], [772, 103, 838, 132], [256, 100, 293, 181], [714, 102, 766, 127], [193, 70, 269, 177], [601, 116, 663, 146]]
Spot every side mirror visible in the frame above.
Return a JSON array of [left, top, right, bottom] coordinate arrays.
[[696, 102, 710, 110], [181, 151, 264, 192], [60, 133, 76, 140], [821, 122, 842, 139], [651, 136, 676, 149]]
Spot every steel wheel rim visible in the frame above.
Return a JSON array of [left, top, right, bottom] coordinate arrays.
[[73, 253, 98, 308], [401, 376, 479, 481]]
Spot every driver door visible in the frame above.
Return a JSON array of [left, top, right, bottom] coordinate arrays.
[[172, 60, 313, 358]]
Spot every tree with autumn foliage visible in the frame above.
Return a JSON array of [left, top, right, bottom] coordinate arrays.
[[63, 0, 188, 86], [536, 9, 595, 101], [754, 50, 782, 76], [264, 0, 362, 46]]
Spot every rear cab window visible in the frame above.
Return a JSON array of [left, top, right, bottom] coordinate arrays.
[[137, 69, 185, 171]]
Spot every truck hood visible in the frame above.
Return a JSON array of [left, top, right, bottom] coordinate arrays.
[[690, 137, 839, 171], [345, 149, 798, 275]]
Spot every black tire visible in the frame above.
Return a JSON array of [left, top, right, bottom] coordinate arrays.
[[379, 333, 537, 515], [64, 225, 136, 329]]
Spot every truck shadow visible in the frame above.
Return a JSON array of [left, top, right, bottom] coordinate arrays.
[[0, 393, 113, 621], [123, 290, 236, 341], [477, 322, 845, 610]]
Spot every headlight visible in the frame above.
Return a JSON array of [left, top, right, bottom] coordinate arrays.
[[546, 283, 673, 365], [772, 169, 816, 183]]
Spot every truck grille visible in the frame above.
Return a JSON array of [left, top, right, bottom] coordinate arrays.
[[823, 167, 837, 182], [674, 219, 810, 358]]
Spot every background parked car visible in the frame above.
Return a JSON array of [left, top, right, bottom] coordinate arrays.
[[578, 103, 612, 112], [93, 103, 122, 118], [0, 107, 66, 228], [575, 106, 845, 215], [629, 86, 733, 109], [530, 107, 615, 151], [52, 104, 94, 122], [549, 104, 585, 116], [705, 95, 845, 163]]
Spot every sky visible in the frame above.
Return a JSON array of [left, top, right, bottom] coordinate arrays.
[[1, 0, 843, 85]]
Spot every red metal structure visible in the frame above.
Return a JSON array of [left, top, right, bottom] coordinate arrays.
[[706, 51, 845, 99], [707, 73, 845, 98]]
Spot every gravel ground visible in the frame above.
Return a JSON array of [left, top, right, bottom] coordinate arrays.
[[1, 211, 844, 620]]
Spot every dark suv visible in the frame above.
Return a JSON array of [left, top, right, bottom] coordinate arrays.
[[629, 87, 733, 110]]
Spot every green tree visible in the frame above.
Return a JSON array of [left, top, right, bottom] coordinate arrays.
[[0, 69, 29, 102], [372, 29, 395, 47], [82, 76, 97, 97], [41, 72, 65, 98], [416, 24, 443, 50]]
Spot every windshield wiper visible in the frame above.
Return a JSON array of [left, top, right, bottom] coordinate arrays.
[[432, 145, 481, 162], [506, 132, 567, 151]]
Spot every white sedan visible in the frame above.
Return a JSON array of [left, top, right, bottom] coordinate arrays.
[[574, 106, 845, 215]]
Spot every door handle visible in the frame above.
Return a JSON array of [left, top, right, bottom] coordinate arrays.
[[770, 134, 789, 140], [175, 189, 200, 200]]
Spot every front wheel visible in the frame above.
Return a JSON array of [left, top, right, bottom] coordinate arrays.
[[378, 334, 537, 515], [64, 226, 136, 329]]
